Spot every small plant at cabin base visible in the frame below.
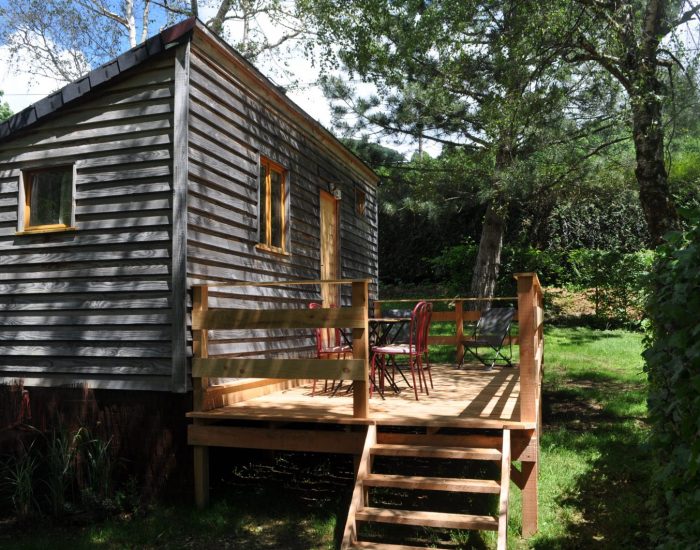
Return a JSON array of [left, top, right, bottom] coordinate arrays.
[[0, 423, 124, 522], [114, 476, 143, 517], [42, 428, 81, 517], [1, 442, 39, 519], [79, 428, 114, 503]]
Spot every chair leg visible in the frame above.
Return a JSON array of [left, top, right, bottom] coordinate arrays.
[[425, 351, 433, 389], [418, 355, 429, 396], [456, 347, 466, 369], [409, 357, 419, 401]]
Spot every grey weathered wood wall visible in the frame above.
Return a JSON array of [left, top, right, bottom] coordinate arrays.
[[0, 52, 178, 391], [185, 34, 379, 363], [0, 22, 379, 393]]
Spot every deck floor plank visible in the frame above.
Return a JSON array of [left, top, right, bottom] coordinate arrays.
[[187, 364, 527, 429]]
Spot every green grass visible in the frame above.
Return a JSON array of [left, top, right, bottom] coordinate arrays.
[[510, 326, 650, 549], [0, 327, 649, 549]]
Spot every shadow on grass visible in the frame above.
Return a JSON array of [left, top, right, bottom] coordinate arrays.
[[534, 375, 651, 549], [551, 328, 629, 347]]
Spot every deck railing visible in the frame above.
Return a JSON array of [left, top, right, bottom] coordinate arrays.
[[191, 279, 371, 419], [373, 296, 518, 361]]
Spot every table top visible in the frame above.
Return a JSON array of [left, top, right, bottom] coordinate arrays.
[[370, 317, 411, 323]]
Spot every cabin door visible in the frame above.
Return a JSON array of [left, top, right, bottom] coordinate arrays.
[[320, 190, 340, 307]]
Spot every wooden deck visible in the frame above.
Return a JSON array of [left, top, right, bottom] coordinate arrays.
[[187, 363, 526, 429], [188, 275, 544, 544]]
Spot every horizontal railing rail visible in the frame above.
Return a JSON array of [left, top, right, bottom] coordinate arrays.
[[191, 279, 370, 419], [192, 357, 366, 380], [373, 297, 519, 359]]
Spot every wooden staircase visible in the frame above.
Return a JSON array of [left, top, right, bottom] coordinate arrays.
[[341, 426, 512, 549]]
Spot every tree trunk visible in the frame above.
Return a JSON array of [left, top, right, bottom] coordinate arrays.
[[469, 200, 507, 307], [630, 89, 678, 246], [628, 0, 678, 246]]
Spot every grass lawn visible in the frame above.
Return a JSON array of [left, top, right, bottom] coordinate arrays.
[[0, 326, 649, 549]]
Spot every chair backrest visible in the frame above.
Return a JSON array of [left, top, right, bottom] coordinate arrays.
[[475, 307, 515, 347], [416, 301, 432, 354], [309, 302, 341, 354], [408, 301, 432, 354]]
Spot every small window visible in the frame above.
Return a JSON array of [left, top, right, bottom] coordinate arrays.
[[258, 157, 287, 252], [355, 187, 366, 217], [22, 167, 73, 232]]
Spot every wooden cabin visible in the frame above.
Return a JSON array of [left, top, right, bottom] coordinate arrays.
[[187, 275, 544, 549], [0, 18, 379, 393]]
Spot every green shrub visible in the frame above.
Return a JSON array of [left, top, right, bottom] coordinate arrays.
[[429, 240, 567, 295], [567, 248, 654, 327], [644, 210, 700, 547]]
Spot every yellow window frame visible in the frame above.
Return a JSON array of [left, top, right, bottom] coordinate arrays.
[[257, 157, 287, 254], [20, 166, 76, 234]]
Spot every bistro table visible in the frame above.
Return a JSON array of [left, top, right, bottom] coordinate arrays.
[[368, 317, 413, 396]]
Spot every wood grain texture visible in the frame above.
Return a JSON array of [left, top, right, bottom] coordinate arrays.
[[185, 42, 378, 364], [0, 49, 177, 391], [187, 363, 530, 430], [192, 357, 366, 380]]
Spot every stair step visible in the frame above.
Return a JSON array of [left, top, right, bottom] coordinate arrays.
[[356, 506, 499, 531], [371, 444, 502, 461], [364, 473, 500, 493], [351, 543, 432, 550]]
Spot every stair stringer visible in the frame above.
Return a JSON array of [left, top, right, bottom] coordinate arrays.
[[497, 428, 511, 550], [341, 424, 377, 549]]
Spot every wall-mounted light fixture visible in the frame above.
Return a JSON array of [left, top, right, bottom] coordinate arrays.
[[328, 182, 342, 200]]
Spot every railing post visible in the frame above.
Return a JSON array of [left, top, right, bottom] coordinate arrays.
[[373, 301, 382, 319], [516, 276, 537, 424], [352, 280, 370, 419], [455, 300, 464, 362], [192, 284, 210, 508], [515, 273, 540, 537]]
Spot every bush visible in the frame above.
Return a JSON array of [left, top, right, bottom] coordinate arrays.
[[644, 211, 700, 547], [430, 242, 652, 327], [429, 240, 567, 295], [567, 248, 654, 327]]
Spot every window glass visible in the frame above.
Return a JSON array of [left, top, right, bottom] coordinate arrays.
[[25, 168, 72, 229], [355, 188, 366, 217], [270, 169, 283, 248], [259, 163, 268, 243]]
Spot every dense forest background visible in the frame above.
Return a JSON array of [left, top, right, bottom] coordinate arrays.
[[345, 128, 699, 305]]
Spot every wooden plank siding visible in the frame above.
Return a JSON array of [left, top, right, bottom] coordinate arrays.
[[0, 21, 378, 393], [0, 51, 178, 391], [184, 35, 378, 371]]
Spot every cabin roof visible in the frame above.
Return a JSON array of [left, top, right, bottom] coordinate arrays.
[[0, 18, 378, 184]]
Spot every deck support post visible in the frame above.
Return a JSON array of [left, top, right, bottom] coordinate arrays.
[[515, 273, 543, 537], [351, 281, 369, 419], [521, 461, 537, 537], [193, 443, 209, 509]]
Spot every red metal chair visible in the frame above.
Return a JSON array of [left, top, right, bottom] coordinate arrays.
[[370, 301, 432, 400], [309, 302, 352, 395]]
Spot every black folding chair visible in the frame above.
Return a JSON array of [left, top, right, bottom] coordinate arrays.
[[457, 307, 515, 370]]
